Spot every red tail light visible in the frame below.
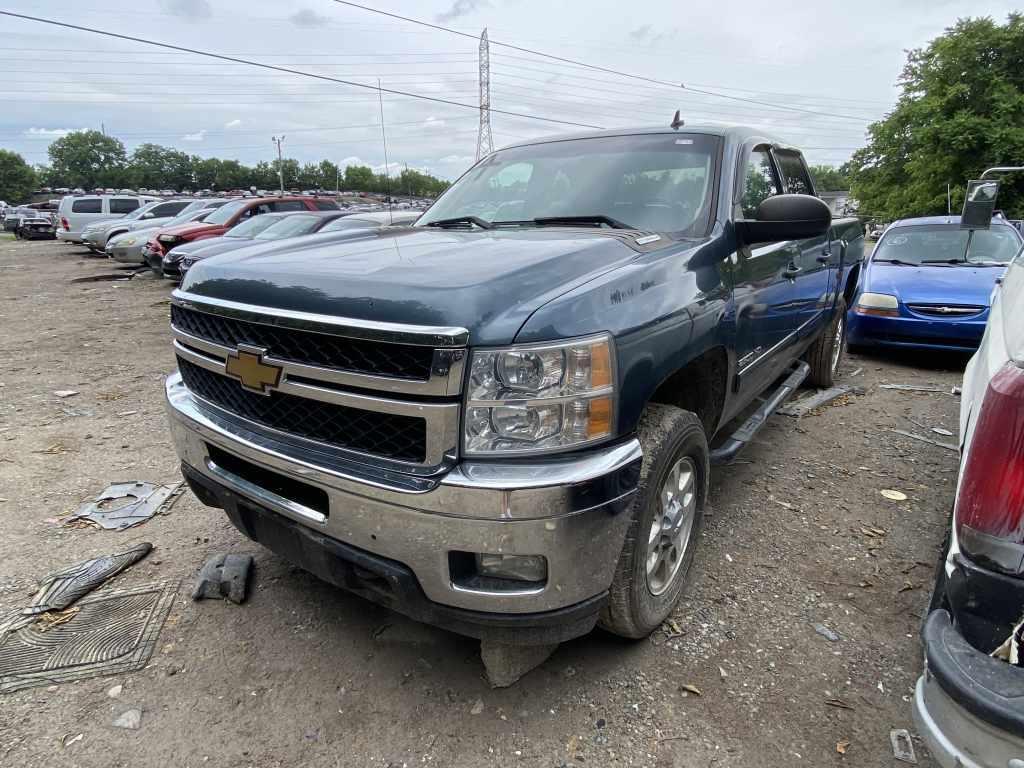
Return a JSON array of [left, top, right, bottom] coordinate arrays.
[[61, 217, 70, 230], [955, 362, 1024, 574]]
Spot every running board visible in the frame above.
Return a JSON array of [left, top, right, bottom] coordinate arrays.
[[709, 360, 810, 465]]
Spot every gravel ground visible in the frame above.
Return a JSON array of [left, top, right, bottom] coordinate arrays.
[[0, 238, 965, 767]]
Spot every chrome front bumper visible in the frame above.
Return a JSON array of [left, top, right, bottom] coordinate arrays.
[[166, 373, 641, 616]]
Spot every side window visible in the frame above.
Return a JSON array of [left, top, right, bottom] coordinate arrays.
[[314, 200, 338, 211], [152, 202, 188, 217], [740, 149, 780, 218], [270, 200, 305, 212], [774, 151, 814, 196], [71, 198, 102, 214], [110, 198, 140, 214]]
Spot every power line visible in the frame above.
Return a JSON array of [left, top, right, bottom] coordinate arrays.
[[0, 11, 604, 130], [329, 0, 876, 122]]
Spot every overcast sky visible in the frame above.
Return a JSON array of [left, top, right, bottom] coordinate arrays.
[[1, 0, 1019, 180]]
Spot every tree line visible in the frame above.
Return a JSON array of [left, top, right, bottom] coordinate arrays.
[[0, 130, 452, 203]]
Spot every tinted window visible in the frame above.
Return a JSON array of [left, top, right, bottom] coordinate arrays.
[[418, 133, 720, 235], [110, 198, 140, 214], [270, 200, 306, 212], [740, 149, 780, 218], [774, 151, 814, 196], [71, 198, 102, 213], [255, 214, 321, 239], [314, 200, 339, 210], [152, 201, 189, 217], [203, 200, 247, 225], [224, 215, 282, 238]]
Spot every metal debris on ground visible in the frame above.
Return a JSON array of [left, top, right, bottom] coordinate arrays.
[[824, 698, 854, 710], [879, 384, 947, 393], [890, 428, 958, 453], [880, 489, 908, 502], [890, 728, 917, 763], [992, 615, 1024, 666], [777, 384, 863, 417], [931, 427, 953, 436], [0, 543, 152, 634], [53, 390, 79, 399], [813, 623, 841, 642], [0, 580, 178, 694], [192, 553, 254, 605], [68, 481, 183, 530]]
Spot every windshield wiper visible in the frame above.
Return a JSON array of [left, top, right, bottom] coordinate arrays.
[[532, 214, 632, 230], [922, 259, 963, 264], [874, 258, 917, 266], [424, 215, 493, 230]]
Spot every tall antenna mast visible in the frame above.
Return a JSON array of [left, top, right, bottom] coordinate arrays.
[[475, 28, 493, 161], [377, 78, 393, 224]]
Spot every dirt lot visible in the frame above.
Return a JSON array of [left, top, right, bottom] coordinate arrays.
[[0, 237, 965, 767]]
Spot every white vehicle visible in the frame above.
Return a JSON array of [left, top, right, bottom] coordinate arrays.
[[57, 194, 158, 244], [915, 184, 1024, 767]]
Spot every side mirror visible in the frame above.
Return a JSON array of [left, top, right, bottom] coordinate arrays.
[[141, 212, 154, 219], [961, 179, 999, 230], [736, 194, 832, 245]]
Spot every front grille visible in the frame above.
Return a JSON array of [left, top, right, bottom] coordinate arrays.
[[906, 303, 984, 318], [172, 305, 433, 381], [178, 357, 426, 462]]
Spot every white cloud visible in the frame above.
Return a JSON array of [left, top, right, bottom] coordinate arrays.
[[224, 119, 242, 129], [289, 9, 330, 27], [159, 0, 211, 20], [422, 117, 447, 131], [182, 130, 207, 142], [436, 0, 488, 23], [24, 127, 84, 138], [340, 156, 364, 167], [439, 155, 475, 165]]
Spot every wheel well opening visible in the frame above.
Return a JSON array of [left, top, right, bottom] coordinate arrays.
[[647, 347, 728, 435]]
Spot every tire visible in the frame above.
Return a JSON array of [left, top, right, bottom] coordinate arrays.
[[599, 404, 709, 639], [804, 296, 847, 388]]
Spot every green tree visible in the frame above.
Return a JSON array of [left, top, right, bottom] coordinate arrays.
[[47, 130, 128, 190], [130, 143, 192, 190], [808, 164, 850, 192], [0, 150, 37, 203], [343, 164, 375, 192], [318, 160, 340, 190], [848, 14, 1024, 219]]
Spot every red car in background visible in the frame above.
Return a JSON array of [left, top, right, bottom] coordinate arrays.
[[145, 196, 336, 261]]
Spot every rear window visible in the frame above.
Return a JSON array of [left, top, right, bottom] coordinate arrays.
[[71, 198, 102, 214], [110, 198, 140, 214], [270, 200, 306, 212]]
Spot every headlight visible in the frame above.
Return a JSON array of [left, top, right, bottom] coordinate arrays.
[[854, 292, 899, 317], [464, 334, 615, 455]]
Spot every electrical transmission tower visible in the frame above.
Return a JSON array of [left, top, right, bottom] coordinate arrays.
[[475, 28, 493, 161]]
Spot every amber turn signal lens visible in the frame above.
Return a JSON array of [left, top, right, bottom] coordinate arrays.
[[590, 342, 612, 389], [587, 396, 613, 439]]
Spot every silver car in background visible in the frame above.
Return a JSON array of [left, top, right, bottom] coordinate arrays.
[[106, 204, 228, 263], [82, 199, 198, 252]]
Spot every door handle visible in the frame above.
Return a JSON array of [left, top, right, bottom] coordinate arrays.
[[816, 253, 830, 263], [784, 265, 801, 278]]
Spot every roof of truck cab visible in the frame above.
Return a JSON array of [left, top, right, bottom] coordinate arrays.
[[497, 123, 789, 151], [889, 215, 1018, 229]]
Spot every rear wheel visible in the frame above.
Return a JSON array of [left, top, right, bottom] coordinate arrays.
[[599, 404, 709, 639], [805, 297, 846, 388]]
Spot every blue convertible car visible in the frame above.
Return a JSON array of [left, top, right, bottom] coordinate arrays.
[[848, 215, 1023, 352]]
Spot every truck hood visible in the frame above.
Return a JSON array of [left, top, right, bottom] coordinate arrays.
[[865, 262, 1006, 307], [182, 228, 647, 345]]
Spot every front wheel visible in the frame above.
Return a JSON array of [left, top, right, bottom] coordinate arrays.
[[804, 297, 847, 388], [599, 404, 709, 639]]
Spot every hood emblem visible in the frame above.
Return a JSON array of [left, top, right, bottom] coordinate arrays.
[[224, 345, 282, 395]]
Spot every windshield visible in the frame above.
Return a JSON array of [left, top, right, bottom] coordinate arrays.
[[225, 215, 280, 238], [203, 199, 247, 226], [418, 133, 720, 235], [875, 224, 1022, 265], [125, 202, 158, 221], [255, 214, 321, 240]]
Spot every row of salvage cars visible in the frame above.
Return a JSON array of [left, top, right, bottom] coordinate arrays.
[[862, 178, 1024, 767]]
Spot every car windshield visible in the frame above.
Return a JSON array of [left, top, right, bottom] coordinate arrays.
[[203, 199, 247, 226], [225, 215, 280, 238], [875, 224, 1022, 265], [254, 214, 322, 240], [417, 133, 720, 235]]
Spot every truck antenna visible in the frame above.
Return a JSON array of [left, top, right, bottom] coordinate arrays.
[[377, 79, 393, 225], [670, 110, 685, 130]]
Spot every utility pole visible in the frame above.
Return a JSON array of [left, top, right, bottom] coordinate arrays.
[[947, 183, 951, 215], [405, 162, 411, 197], [271, 135, 285, 194], [336, 163, 341, 195]]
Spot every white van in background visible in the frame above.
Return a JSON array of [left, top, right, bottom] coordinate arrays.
[[57, 194, 158, 243]]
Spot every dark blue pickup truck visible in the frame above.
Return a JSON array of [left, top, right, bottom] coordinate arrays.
[[166, 125, 863, 645]]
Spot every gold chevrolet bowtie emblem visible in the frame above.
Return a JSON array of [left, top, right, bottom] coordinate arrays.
[[224, 346, 282, 395]]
